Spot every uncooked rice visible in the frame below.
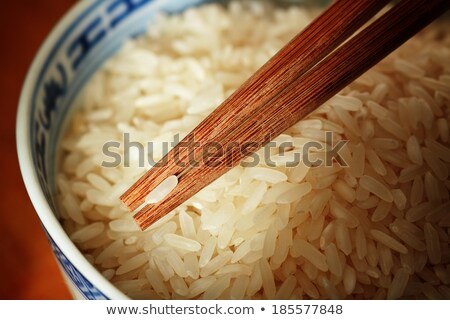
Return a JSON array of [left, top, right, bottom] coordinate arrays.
[[58, 2, 450, 299], [145, 175, 178, 204]]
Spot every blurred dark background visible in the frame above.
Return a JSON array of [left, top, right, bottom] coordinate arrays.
[[0, 0, 77, 299]]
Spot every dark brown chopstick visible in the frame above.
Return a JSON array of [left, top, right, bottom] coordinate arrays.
[[120, 0, 390, 213], [122, 0, 450, 230]]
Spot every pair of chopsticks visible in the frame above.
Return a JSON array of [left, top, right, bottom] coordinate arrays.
[[121, 0, 450, 230]]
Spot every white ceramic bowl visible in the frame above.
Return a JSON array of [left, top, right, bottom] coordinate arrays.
[[16, 0, 212, 300]]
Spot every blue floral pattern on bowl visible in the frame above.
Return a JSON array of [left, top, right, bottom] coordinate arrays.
[[46, 232, 109, 299]]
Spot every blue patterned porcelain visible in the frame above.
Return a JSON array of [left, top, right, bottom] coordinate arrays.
[[46, 232, 109, 300], [17, 0, 209, 300]]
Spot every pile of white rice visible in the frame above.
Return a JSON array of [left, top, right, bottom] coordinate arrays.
[[58, 2, 450, 299]]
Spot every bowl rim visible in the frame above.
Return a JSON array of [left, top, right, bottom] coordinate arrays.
[[16, 0, 127, 299]]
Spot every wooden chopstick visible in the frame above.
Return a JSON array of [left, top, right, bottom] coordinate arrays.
[[121, 0, 389, 214], [121, 0, 450, 230], [120, 0, 389, 216]]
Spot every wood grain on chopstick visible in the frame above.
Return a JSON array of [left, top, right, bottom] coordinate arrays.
[[122, 0, 450, 230], [120, 0, 388, 211]]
